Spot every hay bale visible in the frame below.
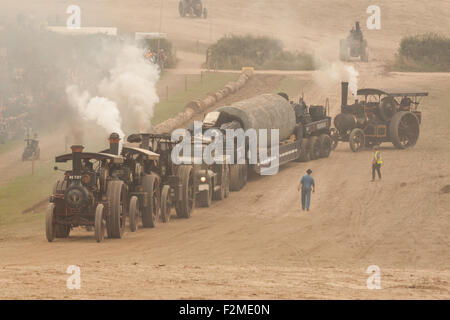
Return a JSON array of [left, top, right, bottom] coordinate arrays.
[[185, 108, 195, 118], [221, 87, 231, 97], [202, 96, 216, 109], [225, 83, 238, 93], [185, 99, 204, 112], [236, 79, 246, 89], [214, 91, 224, 101], [238, 73, 249, 83]]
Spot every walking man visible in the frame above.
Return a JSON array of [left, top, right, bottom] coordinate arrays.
[[298, 169, 315, 211], [372, 145, 382, 181]]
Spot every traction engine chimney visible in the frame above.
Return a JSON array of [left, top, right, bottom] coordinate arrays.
[[341, 82, 349, 112], [71, 145, 84, 176], [109, 133, 121, 156]]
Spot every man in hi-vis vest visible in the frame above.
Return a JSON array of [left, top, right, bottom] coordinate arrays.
[[372, 145, 382, 181]]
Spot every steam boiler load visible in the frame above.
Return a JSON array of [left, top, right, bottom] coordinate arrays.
[[215, 94, 297, 145], [46, 145, 126, 243], [101, 133, 161, 231], [199, 93, 334, 191], [333, 82, 428, 152]]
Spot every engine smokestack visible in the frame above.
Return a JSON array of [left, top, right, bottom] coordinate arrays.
[[341, 82, 349, 111], [109, 133, 121, 155], [140, 134, 150, 150], [71, 145, 84, 176]]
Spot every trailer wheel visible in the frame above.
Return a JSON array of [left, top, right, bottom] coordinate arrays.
[[160, 185, 171, 223], [107, 180, 127, 238], [319, 134, 332, 158], [175, 165, 195, 219], [229, 164, 242, 191], [308, 136, 321, 160], [95, 204, 105, 242], [330, 128, 339, 151], [349, 128, 365, 152], [389, 111, 420, 149], [239, 164, 248, 189], [129, 196, 140, 232], [224, 165, 230, 198], [45, 203, 56, 242], [213, 165, 226, 201], [142, 174, 160, 228], [298, 138, 310, 162]]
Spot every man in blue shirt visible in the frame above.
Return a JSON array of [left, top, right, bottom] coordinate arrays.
[[297, 169, 315, 211]]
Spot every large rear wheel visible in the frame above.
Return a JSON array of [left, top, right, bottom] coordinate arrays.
[[319, 134, 332, 158], [160, 185, 171, 223], [175, 165, 195, 219], [308, 136, 321, 160], [106, 180, 127, 238], [142, 174, 160, 228], [129, 196, 140, 232], [229, 164, 242, 191], [389, 111, 420, 149], [95, 204, 105, 242], [45, 203, 56, 242]]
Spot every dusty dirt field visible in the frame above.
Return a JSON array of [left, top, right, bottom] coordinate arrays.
[[1, 0, 449, 299]]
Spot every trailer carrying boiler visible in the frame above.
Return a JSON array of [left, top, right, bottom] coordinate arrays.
[[199, 93, 333, 191]]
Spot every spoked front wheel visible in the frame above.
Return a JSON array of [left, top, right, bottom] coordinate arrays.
[[349, 128, 365, 152], [129, 196, 140, 232], [95, 204, 105, 242], [161, 185, 172, 223]]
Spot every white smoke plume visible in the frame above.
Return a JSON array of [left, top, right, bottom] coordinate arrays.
[[98, 45, 160, 132], [66, 43, 160, 148], [346, 65, 359, 97], [66, 85, 125, 150], [312, 62, 359, 97]]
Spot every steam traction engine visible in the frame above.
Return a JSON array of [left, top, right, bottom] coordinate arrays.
[[179, 0, 207, 18], [333, 82, 428, 152], [47, 145, 126, 242], [339, 21, 368, 62], [127, 133, 196, 222], [101, 133, 161, 232]]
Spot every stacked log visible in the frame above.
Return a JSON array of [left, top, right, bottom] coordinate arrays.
[[153, 69, 254, 134]]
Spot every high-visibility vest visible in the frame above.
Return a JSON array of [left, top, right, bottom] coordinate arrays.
[[374, 151, 383, 164]]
